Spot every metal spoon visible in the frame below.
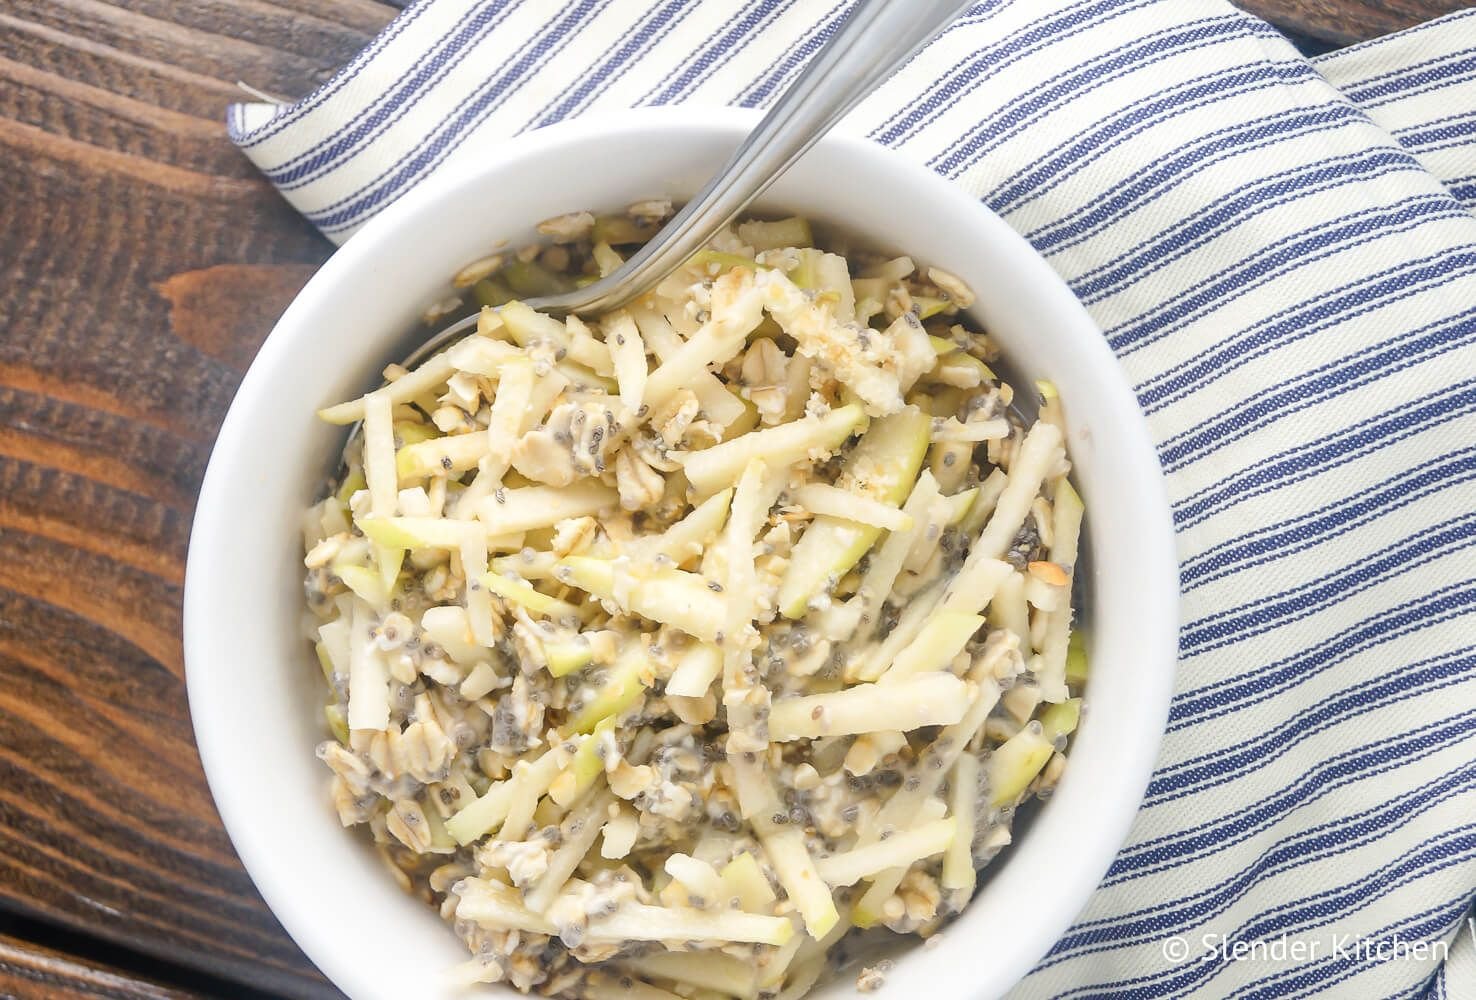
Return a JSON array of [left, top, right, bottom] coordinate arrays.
[[402, 0, 977, 369]]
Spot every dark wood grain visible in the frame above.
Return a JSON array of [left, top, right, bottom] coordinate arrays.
[[1236, 0, 1471, 44], [0, 932, 202, 1000], [0, 0, 1457, 997], [0, 1, 394, 996]]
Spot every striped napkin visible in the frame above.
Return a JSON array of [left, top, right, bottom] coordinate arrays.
[[229, 2, 1476, 996]]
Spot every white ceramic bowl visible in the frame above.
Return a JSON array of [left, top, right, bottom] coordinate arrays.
[[185, 107, 1177, 1000]]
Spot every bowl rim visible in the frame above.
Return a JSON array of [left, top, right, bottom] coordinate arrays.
[[185, 105, 1178, 1000]]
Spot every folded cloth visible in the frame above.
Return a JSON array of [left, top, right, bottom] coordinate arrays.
[[229, 2, 1476, 996]]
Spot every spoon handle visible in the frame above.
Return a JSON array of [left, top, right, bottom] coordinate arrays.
[[541, 0, 979, 315]]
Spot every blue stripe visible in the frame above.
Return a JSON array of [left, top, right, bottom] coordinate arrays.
[[1108, 187, 1452, 362], [1169, 583, 1476, 732], [269, 2, 526, 188], [1051, 745, 1476, 955], [311, 0, 612, 232], [872, 0, 1160, 150], [1057, 833, 1476, 996], [1159, 307, 1476, 474], [1240, 896, 1473, 999], [1339, 50, 1476, 106], [980, 55, 1319, 219], [975, 25, 1312, 217], [527, 0, 697, 128], [633, 0, 792, 107], [1112, 198, 1467, 368], [733, 0, 1003, 110], [730, 0, 1011, 112], [1246, 832, 1475, 940], [1104, 719, 1476, 902], [1070, 147, 1422, 307], [1395, 111, 1476, 152], [1100, 754, 1476, 939], [1180, 448, 1476, 592], [1336, 46, 1476, 98], [1157, 300, 1472, 450], [1400, 131, 1476, 159], [1180, 514, 1476, 658], [1084, 869, 1476, 998], [232, 0, 436, 148], [1134, 234, 1476, 406], [1017, 103, 1363, 255], [1107, 744, 1476, 894], [1172, 381, 1476, 531], [1448, 177, 1476, 204], [1356, 63, 1476, 114], [934, 15, 1260, 177], [660, 0, 800, 105], [1174, 528, 1476, 660], [1147, 649, 1476, 802], [1310, 10, 1476, 85], [1091, 151, 1434, 326], [661, 0, 805, 107], [731, 1, 850, 108]]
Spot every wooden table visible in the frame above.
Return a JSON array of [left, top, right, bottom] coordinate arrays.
[[0, 1, 1465, 996]]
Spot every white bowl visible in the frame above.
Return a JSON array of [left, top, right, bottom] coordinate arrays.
[[185, 107, 1177, 1000]]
